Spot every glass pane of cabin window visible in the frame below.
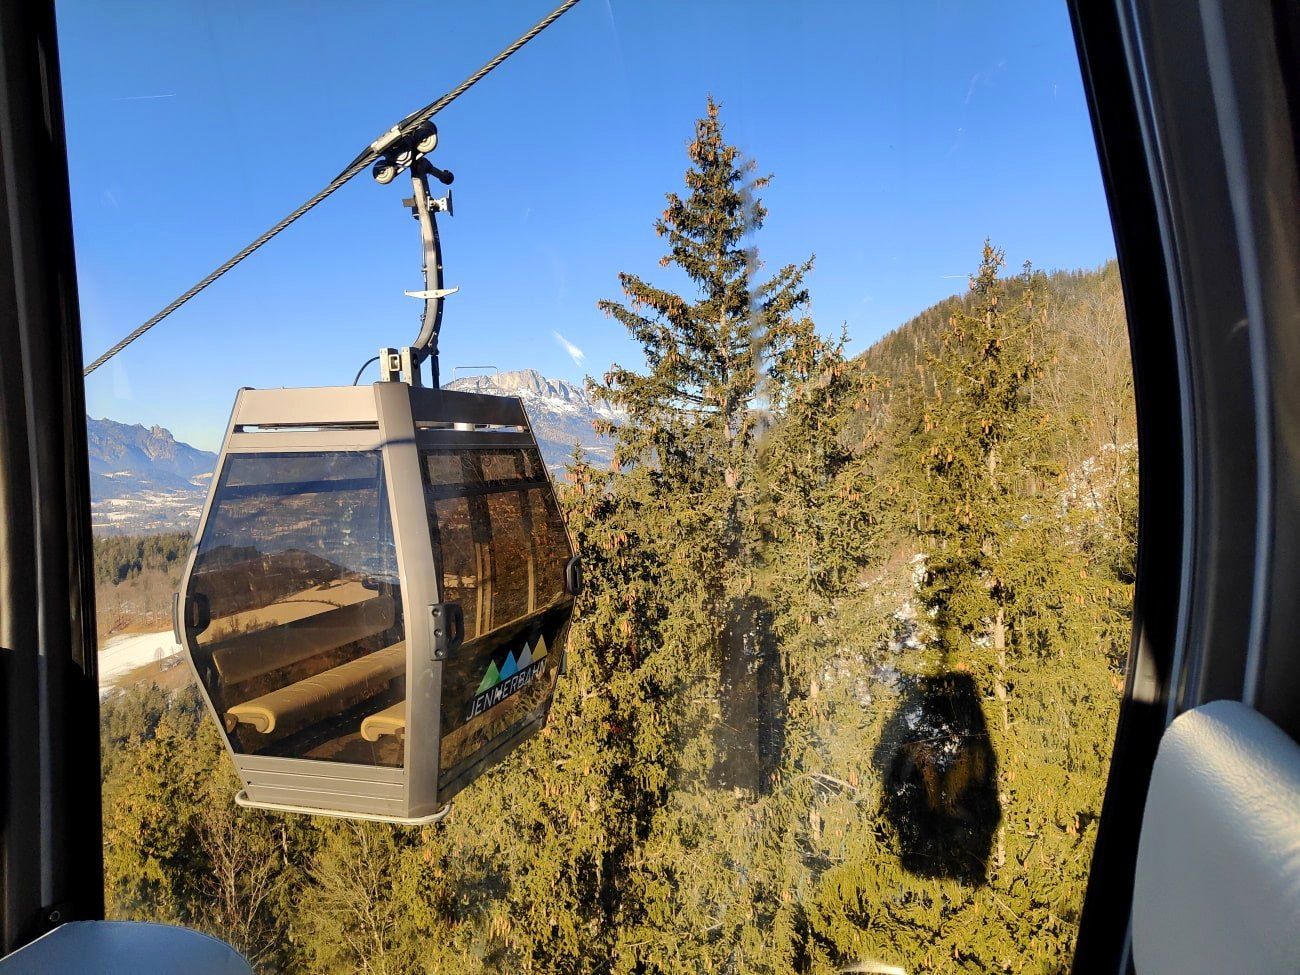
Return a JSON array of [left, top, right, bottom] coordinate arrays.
[[528, 486, 569, 607], [422, 447, 571, 636], [431, 494, 481, 642], [484, 489, 532, 627], [477, 447, 542, 480], [68, 2, 1133, 968], [479, 450, 521, 482], [421, 446, 575, 777], [186, 451, 406, 767], [425, 449, 467, 487]]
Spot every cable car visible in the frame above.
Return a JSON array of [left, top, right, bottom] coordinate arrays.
[[174, 130, 580, 824]]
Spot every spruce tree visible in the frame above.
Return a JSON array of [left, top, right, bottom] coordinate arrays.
[[905, 242, 1057, 717], [757, 327, 880, 690], [579, 98, 833, 971], [593, 96, 816, 789], [595, 98, 812, 492]]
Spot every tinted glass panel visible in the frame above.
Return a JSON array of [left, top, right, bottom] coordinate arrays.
[[528, 486, 569, 608], [187, 451, 406, 767], [420, 447, 574, 777], [486, 489, 531, 625], [432, 494, 481, 641]]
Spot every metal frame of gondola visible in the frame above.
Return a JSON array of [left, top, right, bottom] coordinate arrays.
[[175, 380, 576, 823]]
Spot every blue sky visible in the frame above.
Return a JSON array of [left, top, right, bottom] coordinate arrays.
[[59, 0, 1115, 452]]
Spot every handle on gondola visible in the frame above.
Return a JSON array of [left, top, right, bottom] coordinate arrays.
[[181, 592, 211, 635], [564, 556, 583, 597]]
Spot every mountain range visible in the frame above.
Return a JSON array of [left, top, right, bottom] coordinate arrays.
[[87, 417, 216, 536], [88, 369, 616, 536], [443, 368, 619, 467]]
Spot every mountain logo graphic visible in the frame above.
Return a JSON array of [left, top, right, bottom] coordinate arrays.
[[468, 635, 549, 719]]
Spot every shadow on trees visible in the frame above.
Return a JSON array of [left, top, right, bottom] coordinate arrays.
[[714, 594, 786, 794], [872, 671, 1001, 885]]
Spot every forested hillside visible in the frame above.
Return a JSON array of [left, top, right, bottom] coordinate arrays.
[[94, 531, 190, 639], [99, 101, 1135, 974]]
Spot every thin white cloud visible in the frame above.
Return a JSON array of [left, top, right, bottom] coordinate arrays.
[[112, 93, 177, 101], [964, 59, 1007, 105], [552, 330, 585, 367]]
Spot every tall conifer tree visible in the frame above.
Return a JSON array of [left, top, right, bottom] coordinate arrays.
[[593, 97, 816, 783], [593, 96, 812, 577], [906, 242, 1054, 718]]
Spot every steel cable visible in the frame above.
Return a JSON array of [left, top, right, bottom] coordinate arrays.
[[84, 0, 583, 376]]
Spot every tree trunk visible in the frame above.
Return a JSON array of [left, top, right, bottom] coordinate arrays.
[[992, 606, 1008, 731], [992, 605, 1008, 874]]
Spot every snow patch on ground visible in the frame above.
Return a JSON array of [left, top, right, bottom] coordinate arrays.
[[98, 628, 183, 697]]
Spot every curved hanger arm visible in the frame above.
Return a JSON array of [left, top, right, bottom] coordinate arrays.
[[406, 160, 455, 387]]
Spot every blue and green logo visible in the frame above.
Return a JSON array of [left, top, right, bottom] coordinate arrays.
[[468, 635, 548, 719]]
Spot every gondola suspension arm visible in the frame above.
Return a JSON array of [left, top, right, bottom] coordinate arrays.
[[378, 152, 456, 387], [406, 161, 456, 377]]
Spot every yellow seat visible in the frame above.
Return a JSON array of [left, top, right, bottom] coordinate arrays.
[[210, 594, 395, 686], [360, 701, 406, 741], [226, 642, 405, 736]]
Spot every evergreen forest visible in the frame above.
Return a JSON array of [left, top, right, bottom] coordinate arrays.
[[97, 100, 1136, 974], [93, 530, 190, 639]]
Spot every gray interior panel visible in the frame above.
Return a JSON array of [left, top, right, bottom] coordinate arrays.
[[0, 921, 253, 975], [1133, 700, 1300, 974]]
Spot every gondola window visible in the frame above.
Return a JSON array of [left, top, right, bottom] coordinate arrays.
[[185, 451, 407, 768]]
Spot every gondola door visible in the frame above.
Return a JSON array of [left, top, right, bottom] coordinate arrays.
[[421, 444, 575, 801]]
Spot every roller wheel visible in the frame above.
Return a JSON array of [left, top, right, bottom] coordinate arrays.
[[414, 123, 439, 155]]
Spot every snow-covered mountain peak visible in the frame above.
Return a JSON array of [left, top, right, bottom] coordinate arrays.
[[445, 368, 624, 422]]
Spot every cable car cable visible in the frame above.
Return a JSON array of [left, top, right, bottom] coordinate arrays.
[[82, 0, 584, 377], [337, 0, 582, 179]]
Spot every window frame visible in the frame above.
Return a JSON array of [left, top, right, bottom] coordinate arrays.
[[185, 449, 409, 768]]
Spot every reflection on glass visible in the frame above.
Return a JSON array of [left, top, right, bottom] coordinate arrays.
[[486, 490, 530, 625], [187, 451, 406, 767], [872, 672, 1001, 885], [420, 447, 574, 775], [71, 5, 1134, 963], [528, 486, 569, 607], [432, 495, 480, 641]]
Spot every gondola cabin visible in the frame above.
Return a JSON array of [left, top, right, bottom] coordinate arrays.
[[175, 381, 579, 822]]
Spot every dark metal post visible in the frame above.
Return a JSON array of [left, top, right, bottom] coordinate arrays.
[[408, 165, 447, 388], [371, 130, 455, 389], [0, 0, 104, 955]]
